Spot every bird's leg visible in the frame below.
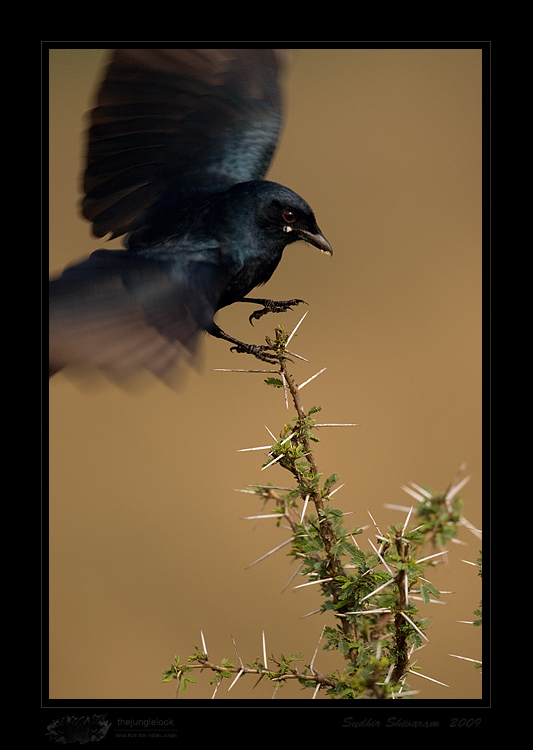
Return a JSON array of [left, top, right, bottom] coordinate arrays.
[[240, 297, 308, 325], [209, 324, 281, 364]]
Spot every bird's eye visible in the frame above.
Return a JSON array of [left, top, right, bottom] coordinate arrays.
[[283, 209, 296, 223]]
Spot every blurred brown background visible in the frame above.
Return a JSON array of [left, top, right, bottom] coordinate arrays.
[[48, 47, 482, 701]]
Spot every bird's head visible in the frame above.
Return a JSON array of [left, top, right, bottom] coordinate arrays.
[[230, 181, 333, 257]]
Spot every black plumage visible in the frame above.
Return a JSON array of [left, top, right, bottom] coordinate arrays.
[[49, 49, 332, 384]]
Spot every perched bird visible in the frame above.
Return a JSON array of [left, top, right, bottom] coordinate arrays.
[[49, 49, 332, 384]]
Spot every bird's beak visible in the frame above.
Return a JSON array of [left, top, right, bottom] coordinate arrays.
[[298, 228, 333, 256]]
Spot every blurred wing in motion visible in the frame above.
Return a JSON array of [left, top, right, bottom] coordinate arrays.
[[82, 48, 290, 240], [49, 248, 232, 385]]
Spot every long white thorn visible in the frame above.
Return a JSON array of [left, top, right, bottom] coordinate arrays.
[[368, 537, 394, 576], [293, 577, 334, 589], [262, 631, 268, 669], [237, 445, 273, 452], [286, 311, 308, 345], [367, 510, 383, 537], [280, 371, 289, 409], [459, 516, 482, 539], [299, 608, 321, 619], [407, 669, 449, 688], [402, 506, 414, 532], [284, 349, 309, 362], [445, 474, 471, 502], [449, 653, 481, 664], [300, 493, 310, 523], [417, 550, 449, 564], [360, 577, 395, 601], [401, 485, 426, 503], [280, 563, 303, 593], [310, 625, 326, 674], [227, 669, 244, 692], [298, 367, 327, 390], [327, 483, 345, 498], [231, 635, 244, 669], [261, 453, 284, 471], [408, 482, 433, 498], [246, 537, 294, 568], [401, 611, 429, 642], [212, 368, 279, 373]]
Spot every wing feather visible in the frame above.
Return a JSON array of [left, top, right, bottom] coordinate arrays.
[[82, 49, 291, 239]]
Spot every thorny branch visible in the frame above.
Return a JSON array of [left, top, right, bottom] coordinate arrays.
[[163, 320, 480, 699], [274, 334, 364, 674], [180, 655, 336, 691]]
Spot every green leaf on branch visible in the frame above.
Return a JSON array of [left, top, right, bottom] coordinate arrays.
[[264, 377, 284, 388], [323, 473, 339, 492], [419, 582, 441, 604]]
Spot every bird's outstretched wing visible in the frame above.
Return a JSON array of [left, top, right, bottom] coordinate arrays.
[[82, 49, 290, 239], [49, 248, 232, 385]]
